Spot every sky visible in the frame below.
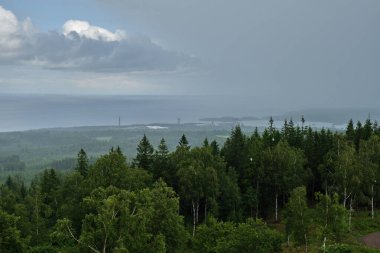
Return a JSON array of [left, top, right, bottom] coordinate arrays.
[[0, 0, 380, 109]]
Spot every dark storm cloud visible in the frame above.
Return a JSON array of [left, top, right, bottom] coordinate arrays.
[[26, 32, 192, 72], [97, 0, 380, 107]]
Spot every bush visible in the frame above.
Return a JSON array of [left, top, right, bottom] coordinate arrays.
[[323, 243, 352, 253], [193, 217, 283, 253]]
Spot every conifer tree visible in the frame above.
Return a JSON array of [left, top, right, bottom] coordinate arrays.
[[135, 134, 154, 171], [354, 121, 363, 151], [210, 140, 220, 156], [177, 134, 190, 150], [153, 138, 169, 179], [345, 119, 355, 142], [157, 138, 169, 157], [301, 115, 305, 133], [203, 138, 209, 147], [75, 148, 89, 177], [363, 117, 373, 140]]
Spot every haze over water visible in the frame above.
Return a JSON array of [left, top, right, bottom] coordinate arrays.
[[0, 94, 283, 132], [1, 94, 379, 133]]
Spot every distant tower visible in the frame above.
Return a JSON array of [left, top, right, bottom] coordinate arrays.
[[177, 117, 181, 125], [118, 116, 121, 127]]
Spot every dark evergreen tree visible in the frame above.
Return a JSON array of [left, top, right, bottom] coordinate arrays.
[[75, 148, 89, 177], [373, 121, 379, 135], [345, 119, 355, 142], [203, 137, 209, 147], [134, 134, 154, 171], [157, 138, 169, 157], [153, 138, 170, 179], [301, 115, 306, 132], [222, 125, 247, 173], [210, 140, 220, 156], [363, 117, 373, 140], [354, 121, 363, 151], [177, 134, 190, 150]]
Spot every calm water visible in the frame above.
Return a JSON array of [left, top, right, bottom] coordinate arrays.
[[1, 94, 378, 132], [0, 94, 280, 132]]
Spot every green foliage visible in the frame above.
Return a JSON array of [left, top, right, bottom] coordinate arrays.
[[152, 138, 169, 180], [178, 134, 190, 150], [53, 181, 187, 253], [285, 186, 311, 248], [0, 209, 25, 253], [193, 217, 282, 253], [134, 134, 154, 171], [0, 155, 25, 172], [1, 117, 380, 252], [75, 148, 89, 177], [87, 148, 128, 188], [324, 243, 352, 253], [315, 192, 348, 243]]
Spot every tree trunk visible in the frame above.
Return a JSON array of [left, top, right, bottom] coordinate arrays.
[[323, 190, 328, 253], [102, 235, 107, 253], [34, 194, 39, 243], [305, 233, 308, 253], [196, 201, 199, 224], [192, 200, 196, 237], [343, 164, 347, 208], [349, 198, 353, 231], [275, 193, 278, 222], [256, 180, 259, 220], [204, 198, 207, 222], [372, 184, 375, 220], [343, 186, 347, 208]]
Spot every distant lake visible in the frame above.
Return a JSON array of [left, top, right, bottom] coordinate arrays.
[[0, 94, 280, 132], [0, 94, 378, 132]]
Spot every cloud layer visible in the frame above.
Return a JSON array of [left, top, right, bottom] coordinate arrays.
[[0, 5, 192, 73]]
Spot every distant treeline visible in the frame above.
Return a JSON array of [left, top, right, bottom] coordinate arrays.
[[1, 117, 380, 252], [0, 155, 25, 172]]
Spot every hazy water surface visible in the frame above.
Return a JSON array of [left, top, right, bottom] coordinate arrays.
[[0, 94, 280, 132]]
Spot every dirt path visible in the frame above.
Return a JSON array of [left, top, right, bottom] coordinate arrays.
[[362, 232, 380, 249]]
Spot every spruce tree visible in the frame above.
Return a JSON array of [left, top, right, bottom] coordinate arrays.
[[363, 117, 373, 140], [135, 134, 154, 171], [203, 138, 209, 147], [345, 119, 355, 142], [177, 134, 190, 150], [152, 138, 170, 179], [354, 121, 363, 151], [210, 140, 220, 156], [157, 138, 169, 157], [75, 148, 89, 177]]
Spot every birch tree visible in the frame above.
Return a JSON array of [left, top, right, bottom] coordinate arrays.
[[285, 186, 311, 252]]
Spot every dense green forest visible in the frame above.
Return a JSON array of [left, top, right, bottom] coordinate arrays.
[[0, 124, 234, 181], [1, 118, 380, 252]]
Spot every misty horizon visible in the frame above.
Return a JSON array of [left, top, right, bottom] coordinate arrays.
[[0, 93, 379, 132]]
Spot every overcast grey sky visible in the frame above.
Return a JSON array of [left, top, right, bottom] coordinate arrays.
[[0, 0, 379, 109]]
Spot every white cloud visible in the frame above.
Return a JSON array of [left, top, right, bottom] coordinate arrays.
[[62, 20, 126, 41], [0, 5, 194, 73], [0, 6, 34, 54]]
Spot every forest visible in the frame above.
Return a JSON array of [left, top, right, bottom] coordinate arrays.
[[1, 117, 380, 253]]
